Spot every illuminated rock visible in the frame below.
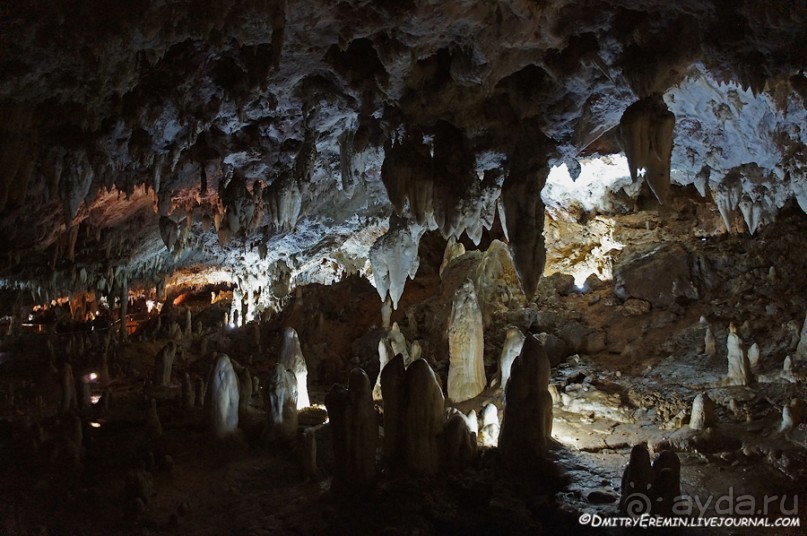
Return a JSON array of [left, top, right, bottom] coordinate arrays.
[[498, 327, 526, 390], [440, 237, 466, 278], [650, 450, 681, 517], [747, 342, 760, 369], [689, 393, 715, 430], [618, 444, 653, 515], [369, 215, 424, 309], [498, 334, 553, 466], [781, 356, 798, 383], [203, 354, 240, 438], [726, 323, 754, 386], [447, 280, 486, 403], [278, 327, 309, 409], [263, 363, 298, 444], [480, 403, 499, 447], [372, 338, 394, 401], [154, 342, 176, 387], [618, 94, 675, 204], [325, 368, 377, 493]]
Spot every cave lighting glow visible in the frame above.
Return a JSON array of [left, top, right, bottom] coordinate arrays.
[[544, 154, 634, 214]]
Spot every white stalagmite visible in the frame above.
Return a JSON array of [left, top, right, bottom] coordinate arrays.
[[795, 313, 807, 360], [263, 364, 298, 443], [369, 215, 424, 309], [747, 342, 760, 369], [372, 338, 393, 401], [439, 236, 466, 278], [441, 412, 477, 473], [380, 354, 406, 470], [689, 393, 715, 430], [387, 322, 410, 365], [154, 342, 176, 387], [725, 323, 754, 386], [779, 400, 804, 434], [704, 326, 717, 357], [480, 403, 499, 447], [278, 327, 309, 409], [203, 354, 240, 438], [498, 327, 526, 390], [447, 280, 486, 403], [619, 94, 675, 205], [498, 334, 553, 467], [324, 368, 377, 493]]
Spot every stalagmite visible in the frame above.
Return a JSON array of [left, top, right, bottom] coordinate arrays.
[[181, 373, 195, 409], [795, 313, 807, 360], [689, 393, 715, 430], [263, 364, 298, 444], [299, 427, 317, 479], [480, 403, 499, 447], [747, 342, 760, 369], [618, 94, 675, 204], [381, 297, 392, 330], [324, 368, 377, 493], [704, 326, 716, 357], [498, 334, 553, 467], [498, 327, 526, 390], [195, 378, 206, 408], [779, 399, 804, 434], [439, 237, 466, 278], [61, 363, 77, 414], [441, 412, 477, 473], [185, 308, 193, 337], [278, 327, 309, 409], [402, 359, 444, 475], [447, 280, 486, 403], [387, 322, 410, 365], [782, 356, 797, 383], [237, 365, 252, 415], [619, 444, 653, 515], [154, 342, 176, 387], [369, 215, 424, 309], [203, 354, 240, 438], [372, 338, 394, 401], [650, 450, 682, 516], [380, 354, 406, 470], [145, 398, 162, 440], [725, 323, 754, 386]]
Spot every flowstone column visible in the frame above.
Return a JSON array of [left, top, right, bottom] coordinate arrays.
[[447, 280, 486, 402]]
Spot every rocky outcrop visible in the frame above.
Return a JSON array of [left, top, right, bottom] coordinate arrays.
[[614, 243, 698, 307]]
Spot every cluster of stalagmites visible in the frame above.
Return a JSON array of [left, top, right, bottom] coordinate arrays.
[[619, 445, 682, 517]]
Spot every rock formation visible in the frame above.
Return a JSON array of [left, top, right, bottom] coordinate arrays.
[[480, 403, 500, 448], [153, 342, 176, 387], [796, 313, 807, 361], [203, 354, 240, 438], [278, 327, 309, 409], [498, 334, 553, 468], [447, 280, 486, 402], [689, 393, 715, 430], [403, 359, 445, 476], [725, 323, 754, 386], [650, 450, 682, 517], [618, 444, 653, 515], [324, 368, 377, 494], [263, 364, 298, 444], [498, 327, 526, 391]]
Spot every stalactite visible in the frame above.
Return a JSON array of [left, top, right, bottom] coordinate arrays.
[[618, 94, 675, 204]]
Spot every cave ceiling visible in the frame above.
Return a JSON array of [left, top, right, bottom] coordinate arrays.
[[1, 0, 806, 305]]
